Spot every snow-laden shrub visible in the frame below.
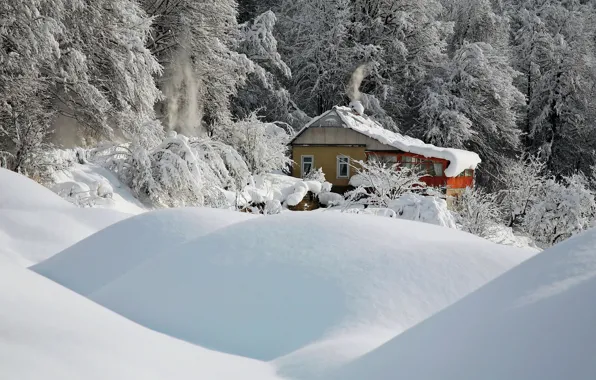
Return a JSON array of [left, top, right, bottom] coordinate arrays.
[[304, 167, 326, 183], [52, 180, 114, 208], [97, 131, 249, 208], [238, 172, 332, 213], [344, 159, 426, 208], [388, 193, 457, 229], [524, 173, 596, 246], [318, 192, 344, 207], [453, 187, 502, 239], [214, 112, 292, 175], [497, 154, 547, 227]]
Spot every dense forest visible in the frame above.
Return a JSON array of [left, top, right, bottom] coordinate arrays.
[[2, 0, 596, 246]]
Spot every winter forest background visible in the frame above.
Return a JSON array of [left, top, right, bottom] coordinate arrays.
[[2, 0, 596, 248]]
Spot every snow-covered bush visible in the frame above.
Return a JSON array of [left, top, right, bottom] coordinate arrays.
[[344, 159, 426, 208], [98, 131, 250, 208], [497, 155, 547, 227], [318, 192, 345, 207], [524, 173, 596, 246], [389, 193, 457, 229], [0, 106, 53, 179], [304, 167, 326, 183], [453, 187, 502, 239], [214, 112, 292, 175], [52, 180, 114, 208]]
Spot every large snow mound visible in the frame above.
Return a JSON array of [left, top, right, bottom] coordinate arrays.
[[0, 259, 282, 380], [0, 168, 129, 266], [330, 228, 596, 380], [74, 212, 533, 378], [33, 208, 257, 295]]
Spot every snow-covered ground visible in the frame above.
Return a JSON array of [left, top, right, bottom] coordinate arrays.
[[0, 168, 130, 266], [47, 149, 147, 214], [33, 208, 257, 295], [0, 256, 284, 380], [330, 227, 596, 380], [36, 210, 534, 379]]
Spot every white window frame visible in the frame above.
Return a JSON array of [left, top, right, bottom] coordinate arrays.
[[337, 155, 350, 178], [301, 155, 314, 177]]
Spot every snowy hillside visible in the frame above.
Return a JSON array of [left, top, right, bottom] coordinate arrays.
[[330, 228, 596, 380], [0, 168, 129, 266], [34, 211, 534, 379], [0, 257, 283, 380], [33, 208, 257, 295]]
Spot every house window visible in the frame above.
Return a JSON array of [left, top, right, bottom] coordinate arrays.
[[434, 163, 443, 177], [401, 155, 418, 169], [301, 155, 314, 177], [420, 159, 436, 176], [457, 169, 474, 177], [337, 155, 350, 178]]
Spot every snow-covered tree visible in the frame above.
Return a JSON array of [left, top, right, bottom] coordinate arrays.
[[417, 42, 524, 186], [0, 101, 52, 175], [98, 130, 251, 208], [350, 0, 452, 130], [237, 0, 280, 23], [142, 0, 255, 134], [524, 173, 596, 246], [508, 0, 596, 175], [0, 0, 162, 149], [447, 0, 509, 53], [277, 0, 357, 115], [497, 154, 546, 227], [214, 112, 293, 175], [344, 158, 427, 208], [0, 1, 59, 172], [454, 187, 502, 239], [233, 10, 301, 127]]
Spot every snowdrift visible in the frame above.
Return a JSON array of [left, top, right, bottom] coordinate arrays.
[[47, 149, 146, 214], [33, 208, 256, 295], [0, 258, 282, 380], [0, 168, 128, 266], [330, 228, 596, 380], [60, 212, 534, 378]]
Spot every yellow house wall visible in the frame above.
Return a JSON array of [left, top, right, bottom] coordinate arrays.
[[291, 146, 366, 187]]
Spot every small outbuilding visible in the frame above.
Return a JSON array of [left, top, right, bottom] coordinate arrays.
[[288, 102, 481, 197]]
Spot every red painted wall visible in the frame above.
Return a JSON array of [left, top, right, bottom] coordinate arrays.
[[365, 151, 474, 190]]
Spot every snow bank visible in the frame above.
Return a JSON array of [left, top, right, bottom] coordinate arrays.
[[0, 258, 282, 380], [61, 212, 535, 378], [0, 168, 129, 266], [388, 193, 457, 229], [47, 149, 147, 214], [33, 208, 256, 296], [330, 228, 596, 380]]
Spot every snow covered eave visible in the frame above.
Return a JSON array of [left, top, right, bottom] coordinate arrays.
[[332, 106, 481, 177]]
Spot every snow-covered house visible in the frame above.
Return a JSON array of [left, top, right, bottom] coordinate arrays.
[[289, 102, 481, 197]]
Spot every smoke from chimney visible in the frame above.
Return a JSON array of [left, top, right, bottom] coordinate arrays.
[[346, 64, 369, 102]]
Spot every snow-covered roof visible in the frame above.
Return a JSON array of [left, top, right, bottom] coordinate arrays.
[[291, 106, 481, 177]]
